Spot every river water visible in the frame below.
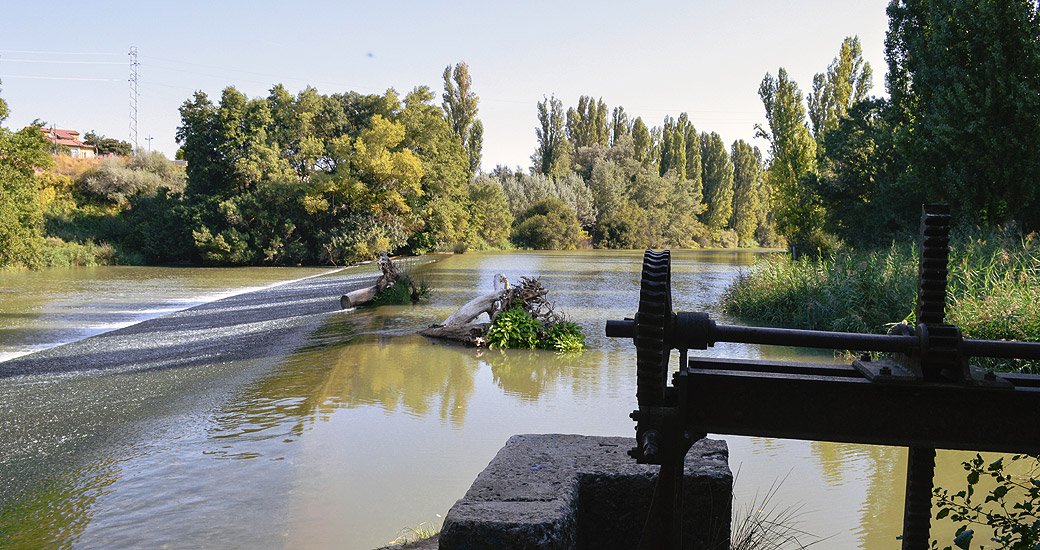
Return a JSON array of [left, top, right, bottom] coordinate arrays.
[[0, 251, 989, 549]]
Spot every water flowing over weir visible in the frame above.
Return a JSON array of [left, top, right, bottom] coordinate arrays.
[[0, 252, 994, 549]]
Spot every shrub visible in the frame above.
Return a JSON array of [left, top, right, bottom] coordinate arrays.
[[486, 306, 587, 352], [371, 274, 428, 306], [512, 198, 582, 250], [486, 307, 543, 349], [542, 321, 586, 352]]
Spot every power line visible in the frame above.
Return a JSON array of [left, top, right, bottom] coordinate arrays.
[[0, 58, 125, 65], [0, 74, 122, 82], [0, 49, 123, 56]]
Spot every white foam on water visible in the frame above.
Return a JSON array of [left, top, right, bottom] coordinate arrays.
[[0, 268, 346, 363]]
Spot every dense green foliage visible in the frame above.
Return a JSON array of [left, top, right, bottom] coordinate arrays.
[[371, 274, 428, 307], [0, 92, 52, 268], [486, 306, 586, 352], [765, 3, 1040, 252], [512, 198, 583, 250], [887, 0, 1040, 230], [756, 68, 821, 255], [521, 93, 773, 250]]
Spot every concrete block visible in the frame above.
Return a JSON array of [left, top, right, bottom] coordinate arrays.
[[440, 434, 731, 550]]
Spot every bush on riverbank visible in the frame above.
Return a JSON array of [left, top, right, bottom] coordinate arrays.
[[722, 227, 1040, 373]]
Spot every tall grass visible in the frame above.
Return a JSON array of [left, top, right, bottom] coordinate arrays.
[[731, 475, 825, 550], [722, 227, 1040, 373], [722, 243, 918, 334], [386, 520, 439, 546]]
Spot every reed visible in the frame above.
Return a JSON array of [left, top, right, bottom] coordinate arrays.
[[722, 227, 1040, 373]]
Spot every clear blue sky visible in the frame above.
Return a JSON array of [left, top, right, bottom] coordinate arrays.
[[0, 0, 890, 171]]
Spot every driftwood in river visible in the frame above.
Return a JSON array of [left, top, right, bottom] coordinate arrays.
[[419, 275, 557, 346], [437, 274, 510, 326], [340, 252, 400, 308], [418, 322, 492, 347]]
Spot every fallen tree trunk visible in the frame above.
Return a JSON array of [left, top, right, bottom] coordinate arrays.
[[340, 252, 400, 309], [438, 289, 506, 326], [419, 274, 510, 345], [418, 323, 491, 346]]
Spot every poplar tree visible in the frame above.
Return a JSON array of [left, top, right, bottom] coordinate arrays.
[[631, 117, 651, 164], [700, 132, 734, 235], [659, 116, 675, 177], [730, 140, 763, 244], [807, 36, 873, 139], [680, 114, 702, 194], [611, 106, 630, 145], [534, 95, 571, 179], [442, 62, 482, 176], [757, 68, 819, 248]]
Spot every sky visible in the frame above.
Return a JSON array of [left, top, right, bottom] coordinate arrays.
[[1, 0, 891, 172]]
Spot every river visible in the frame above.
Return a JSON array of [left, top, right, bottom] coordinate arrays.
[[0, 251, 989, 549]]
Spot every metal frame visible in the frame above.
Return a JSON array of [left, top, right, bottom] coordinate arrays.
[[606, 205, 1040, 550]]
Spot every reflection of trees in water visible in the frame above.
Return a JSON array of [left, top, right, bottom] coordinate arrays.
[[854, 444, 905, 548], [0, 455, 120, 550], [478, 348, 606, 401], [208, 313, 482, 448]]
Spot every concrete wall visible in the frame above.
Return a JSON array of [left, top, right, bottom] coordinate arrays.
[[440, 434, 732, 550]]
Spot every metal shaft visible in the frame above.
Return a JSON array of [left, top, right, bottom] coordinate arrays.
[[902, 447, 936, 550], [607, 318, 1040, 360]]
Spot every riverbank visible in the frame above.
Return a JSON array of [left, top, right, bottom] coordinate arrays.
[[722, 229, 1040, 373]]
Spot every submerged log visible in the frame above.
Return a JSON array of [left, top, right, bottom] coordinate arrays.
[[418, 323, 491, 346], [341, 252, 400, 308]]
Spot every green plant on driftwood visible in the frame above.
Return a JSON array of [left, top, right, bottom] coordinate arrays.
[[341, 252, 427, 309], [420, 275, 585, 351]]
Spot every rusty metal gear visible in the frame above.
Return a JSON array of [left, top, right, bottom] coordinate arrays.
[[635, 249, 672, 407]]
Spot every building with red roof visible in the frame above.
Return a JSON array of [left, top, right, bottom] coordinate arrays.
[[39, 127, 97, 159]]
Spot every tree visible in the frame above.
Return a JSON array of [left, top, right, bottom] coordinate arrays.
[[700, 132, 734, 235], [886, 0, 1040, 228], [467, 179, 513, 248], [631, 117, 651, 164], [566, 95, 609, 151], [680, 113, 701, 189], [757, 68, 821, 252], [467, 119, 483, 175], [0, 90, 52, 267], [610, 106, 630, 145], [808, 36, 873, 139], [512, 197, 582, 250], [730, 140, 763, 245], [815, 98, 921, 247], [83, 131, 133, 157], [533, 95, 571, 179], [442, 62, 481, 176], [266, 84, 325, 179]]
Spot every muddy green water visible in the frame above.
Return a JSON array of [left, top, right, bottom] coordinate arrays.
[[0, 251, 990, 549]]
